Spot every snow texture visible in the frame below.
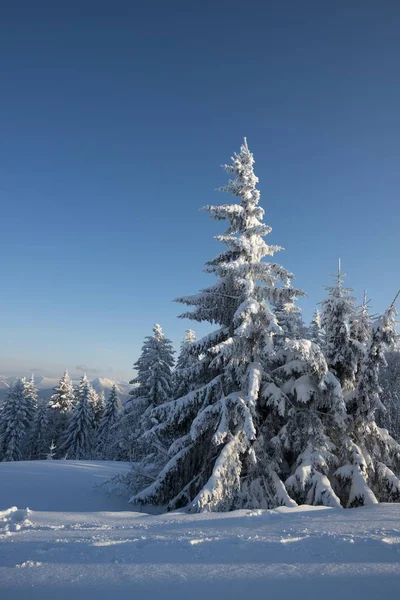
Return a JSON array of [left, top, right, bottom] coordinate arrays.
[[1, 461, 400, 599]]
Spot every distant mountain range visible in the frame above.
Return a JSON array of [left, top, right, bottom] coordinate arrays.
[[0, 375, 132, 403]]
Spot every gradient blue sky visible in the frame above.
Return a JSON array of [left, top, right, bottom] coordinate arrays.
[[1, 1, 400, 379]]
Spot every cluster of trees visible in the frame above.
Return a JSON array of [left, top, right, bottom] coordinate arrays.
[[119, 139, 400, 512], [1, 139, 399, 514], [0, 373, 122, 461]]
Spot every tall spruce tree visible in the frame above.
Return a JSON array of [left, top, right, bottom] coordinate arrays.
[[60, 379, 94, 459], [130, 139, 302, 512], [0, 379, 31, 461]]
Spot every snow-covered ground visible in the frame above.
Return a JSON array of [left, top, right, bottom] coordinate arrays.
[[1, 461, 400, 599]]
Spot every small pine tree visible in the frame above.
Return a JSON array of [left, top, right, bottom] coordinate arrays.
[[320, 261, 360, 393], [48, 371, 76, 453], [308, 309, 324, 346], [96, 385, 122, 459], [93, 390, 106, 422], [123, 324, 175, 461], [174, 329, 199, 398], [47, 440, 57, 460], [273, 285, 306, 341], [60, 379, 94, 459], [350, 291, 371, 346], [336, 301, 400, 506], [85, 386, 104, 423], [266, 338, 346, 507], [28, 402, 50, 460], [130, 324, 175, 407], [0, 379, 31, 461], [378, 349, 400, 441], [48, 371, 76, 413], [349, 291, 372, 380], [23, 375, 38, 422]]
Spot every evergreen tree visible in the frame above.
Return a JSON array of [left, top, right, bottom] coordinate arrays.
[[23, 375, 38, 422], [350, 291, 371, 346], [378, 349, 400, 441], [173, 329, 199, 398], [320, 261, 360, 393], [48, 371, 76, 455], [265, 338, 346, 507], [96, 385, 122, 459], [28, 402, 50, 460], [47, 440, 57, 460], [93, 390, 106, 422], [308, 309, 324, 346], [336, 301, 400, 506], [122, 325, 175, 461], [130, 324, 175, 408], [349, 291, 372, 380], [60, 379, 94, 459], [48, 371, 76, 413], [0, 379, 31, 461], [129, 139, 302, 512], [273, 285, 306, 341]]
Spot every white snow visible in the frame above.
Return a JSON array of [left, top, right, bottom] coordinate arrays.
[[1, 461, 400, 599], [0, 460, 131, 512]]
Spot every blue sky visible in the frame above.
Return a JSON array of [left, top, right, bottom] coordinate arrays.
[[1, 1, 400, 379]]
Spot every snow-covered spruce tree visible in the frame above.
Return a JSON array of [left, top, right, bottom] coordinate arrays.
[[273, 284, 306, 341], [85, 385, 101, 423], [308, 309, 324, 346], [49, 371, 76, 413], [72, 374, 100, 422], [378, 349, 400, 441], [335, 300, 400, 506], [60, 378, 95, 459], [130, 138, 303, 512], [350, 291, 371, 347], [27, 401, 50, 460], [96, 385, 122, 459], [121, 324, 175, 461], [173, 329, 199, 398], [122, 329, 199, 490], [0, 379, 31, 461], [47, 371, 76, 453], [23, 375, 38, 422], [131, 324, 175, 408], [320, 261, 360, 393], [349, 290, 372, 379], [93, 390, 106, 422], [265, 338, 346, 507]]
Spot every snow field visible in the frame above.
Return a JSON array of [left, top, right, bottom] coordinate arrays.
[[1, 461, 400, 599]]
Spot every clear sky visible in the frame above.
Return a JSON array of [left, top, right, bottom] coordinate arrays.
[[1, 1, 400, 380]]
